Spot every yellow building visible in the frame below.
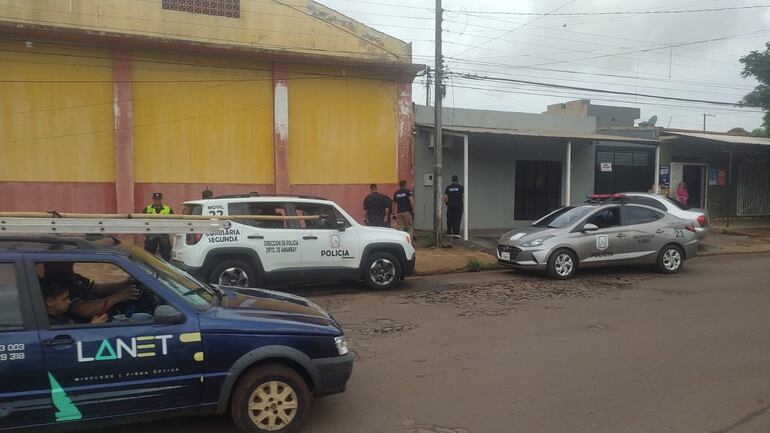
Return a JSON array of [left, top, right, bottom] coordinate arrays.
[[0, 0, 421, 218]]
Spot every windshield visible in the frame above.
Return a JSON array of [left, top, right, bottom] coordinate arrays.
[[664, 196, 691, 211], [125, 245, 215, 311], [533, 206, 596, 229]]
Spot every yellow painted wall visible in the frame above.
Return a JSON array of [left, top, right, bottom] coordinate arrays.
[[0, 41, 115, 182], [0, 0, 411, 64], [288, 69, 398, 184], [132, 53, 274, 184]]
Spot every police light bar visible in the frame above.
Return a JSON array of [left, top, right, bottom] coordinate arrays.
[[589, 193, 626, 199]]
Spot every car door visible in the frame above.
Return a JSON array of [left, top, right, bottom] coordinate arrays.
[[226, 201, 301, 277], [0, 258, 52, 430], [31, 256, 204, 421], [576, 206, 630, 266], [621, 205, 669, 262], [292, 202, 360, 280]]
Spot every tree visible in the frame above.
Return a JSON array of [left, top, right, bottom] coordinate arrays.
[[752, 127, 769, 137], [727, 127, 750, 136], [740, 43, 770, 130]]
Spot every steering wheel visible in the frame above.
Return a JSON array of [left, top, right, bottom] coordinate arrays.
[[113, 278, 155, 318]]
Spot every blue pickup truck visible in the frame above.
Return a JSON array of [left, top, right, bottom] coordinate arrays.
[[0, 236, 352, 433]]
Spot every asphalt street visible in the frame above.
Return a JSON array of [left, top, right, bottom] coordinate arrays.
[[84, 253, 770, 433]]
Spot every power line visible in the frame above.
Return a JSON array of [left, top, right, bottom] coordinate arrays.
[[449, 0, 579, 57], [441, 9, 754, 61], [450, 72, 758, 107], [445, 81, 764, 114], [445, 5, 770, 16], [446, 65, 749, 98]]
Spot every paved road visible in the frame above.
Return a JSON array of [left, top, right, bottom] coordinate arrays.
[[85, 253, 770, 433]]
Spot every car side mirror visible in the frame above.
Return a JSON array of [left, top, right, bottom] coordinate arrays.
[[582, 223, 599, 232], [154, 305, 184, 325], [336, 220, 347, 232]]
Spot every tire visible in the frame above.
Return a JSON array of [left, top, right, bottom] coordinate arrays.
[[547, 248, 577, 279], [209, 259, 257, 288], [363, 252, 402, 290], [657, 244, 684, 274], [231, 364, 311, 433]]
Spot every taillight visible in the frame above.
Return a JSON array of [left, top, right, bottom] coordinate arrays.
[[186, 233, 203, 245], [697, 215, 708, 226], [685, 224, 696, 233]]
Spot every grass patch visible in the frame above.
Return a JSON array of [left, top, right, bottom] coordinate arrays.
[[414, 232, 435, 248], [464, 258, 498, 272]]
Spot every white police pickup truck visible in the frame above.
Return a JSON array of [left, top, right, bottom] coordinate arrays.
[[171, 194, 416, 290]]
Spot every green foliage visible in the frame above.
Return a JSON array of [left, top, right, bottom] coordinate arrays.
[[413, 232, 435, 248], [740, 43, 770, 129], [464, 257, 497, 272], [752, 127, 769, 137]]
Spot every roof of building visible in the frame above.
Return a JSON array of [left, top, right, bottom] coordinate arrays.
[[0, 0, 422, 71], [662, 131, 770, 146], [417, 124, 660, 144]]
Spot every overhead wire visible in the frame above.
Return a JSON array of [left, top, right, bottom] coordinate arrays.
[[449, 0, 580, 58], [449, 71, 759, 107], [445, 5, 770, 16]]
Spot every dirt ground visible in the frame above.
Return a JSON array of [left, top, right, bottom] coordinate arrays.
[[85, 252, 770, 433], [414, 244, 497, 275]]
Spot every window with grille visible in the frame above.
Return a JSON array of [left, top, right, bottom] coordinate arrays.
[[162, 0, 240, 18]]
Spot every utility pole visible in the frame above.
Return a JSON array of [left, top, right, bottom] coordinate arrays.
[[433, 0, 444, 248], [702, 113, 715, 131], [425, 66, 432, 106]]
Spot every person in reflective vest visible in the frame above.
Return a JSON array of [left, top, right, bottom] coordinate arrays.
[[142, 192, 174, 261]]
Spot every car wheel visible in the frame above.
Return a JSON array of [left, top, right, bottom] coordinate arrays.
[[363, 252, 402, 290], [657, 244, 684, 274], [231, 364, 311, 433], [209, 259, 256, 288], [547, 249, 577, 279]]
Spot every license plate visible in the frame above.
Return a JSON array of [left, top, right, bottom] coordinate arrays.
[[501, 252, 511, 261]]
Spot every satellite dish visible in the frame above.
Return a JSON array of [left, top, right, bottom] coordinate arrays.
[[639, 115, 658, 127]]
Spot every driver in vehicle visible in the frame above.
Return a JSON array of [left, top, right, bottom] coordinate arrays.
[[39, 262, 141, 322]]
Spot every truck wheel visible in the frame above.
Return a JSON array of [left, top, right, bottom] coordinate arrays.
[[363, 252, 402, 290], [231, 364, 311, 433], [210, 259, 256, 288], [547, 249, 577, 279], [657, 244, 684, 274]]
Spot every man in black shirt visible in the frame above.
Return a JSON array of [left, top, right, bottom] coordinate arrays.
[[391, 180, 415, 237], [443, 175, 465, 236], [363, 184, 391, 227]]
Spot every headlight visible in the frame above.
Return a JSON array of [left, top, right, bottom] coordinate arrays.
[[521, 236, 553, 247], [334, 336, 349, 356]]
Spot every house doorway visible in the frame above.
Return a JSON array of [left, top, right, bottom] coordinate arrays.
[[514, 160, 562, 220], [671, 162, 707, 209]]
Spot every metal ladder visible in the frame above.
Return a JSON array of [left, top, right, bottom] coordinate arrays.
[[0, 212, 318, 235]]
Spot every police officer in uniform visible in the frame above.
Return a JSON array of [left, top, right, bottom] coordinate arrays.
[[363, 184, 391, 227], [443, 175, 464, 237], [143, 192, 174, 260], [391, 180, 415, 237]]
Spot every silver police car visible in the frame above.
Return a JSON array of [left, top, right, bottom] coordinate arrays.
[[497, 195, 699, 279]]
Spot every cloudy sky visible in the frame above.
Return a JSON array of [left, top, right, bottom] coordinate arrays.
[[318, 0, 770, 132]]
